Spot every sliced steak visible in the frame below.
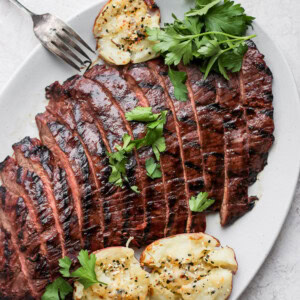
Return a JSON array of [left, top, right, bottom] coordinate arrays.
[[216, 75, 254, 225], [36, 112, 102, 251], [0, 222, 35, 299], [0, 186, 50, 297], [13, 137, 82, 260], [124, 62, 189, 237], [0, 157, 62, 279], [240, 41, 275, 184], [148, 59, 206, 233], [85, 65, 161, 243], [46, 81, 106, 249], [182, 65, 225, 210], [67, 76, 145, 245]]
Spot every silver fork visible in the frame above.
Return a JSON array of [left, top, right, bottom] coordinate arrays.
[[9, 0, 95, 72]]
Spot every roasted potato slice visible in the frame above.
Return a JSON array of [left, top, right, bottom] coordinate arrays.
[[74, 247, 149, 300], [140, 233, 238, 300], [93, 0, 160, 65]]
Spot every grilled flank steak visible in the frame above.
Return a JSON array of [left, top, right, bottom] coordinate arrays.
[[0, 41, 274, 298]]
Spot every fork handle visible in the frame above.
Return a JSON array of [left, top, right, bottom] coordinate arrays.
[[9, 0, 35, 17]]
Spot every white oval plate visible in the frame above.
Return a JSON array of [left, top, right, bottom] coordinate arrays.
[[0, 1, 299, 299]]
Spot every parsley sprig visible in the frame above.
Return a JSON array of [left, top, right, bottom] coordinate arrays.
[[42, 250, 107, 300], [189, 192, 215, 212], [147, 0, 255, 101], [108, 107, 168, 189]]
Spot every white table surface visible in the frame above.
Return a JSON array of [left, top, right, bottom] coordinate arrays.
[[0, 0, 300, 299]]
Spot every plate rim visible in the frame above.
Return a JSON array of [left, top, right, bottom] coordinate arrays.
[[1, 1, 300, 299]]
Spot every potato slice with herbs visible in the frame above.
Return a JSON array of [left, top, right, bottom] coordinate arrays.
[[140, 233, 238, 300], [73, 247, 149, 300], [93, 0, 160, 65]]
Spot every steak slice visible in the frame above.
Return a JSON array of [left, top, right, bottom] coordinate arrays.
[[0, 220, 35, 299], [216, 75, 255, 225], [182, 65, 225, 210], [148, 59, 206, 233], [0, 157, 62, 279], [85, 65, 166, 243], [13, 137, 82, 260], [36, 111, 102, 251], [45, 81, 106, 249], [240, 41, 274, 184], [0, 186, 50, 297], [68, 76, 145, 245], [124, 62, 189, 237]]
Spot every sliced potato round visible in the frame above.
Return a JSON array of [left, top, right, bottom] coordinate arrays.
[[93, 0, 160, 65], [73, 247, 149, 300], [140, 233, 238, 300]]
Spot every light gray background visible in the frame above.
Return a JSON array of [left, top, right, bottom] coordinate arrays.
[[0, 0, 299, 299]]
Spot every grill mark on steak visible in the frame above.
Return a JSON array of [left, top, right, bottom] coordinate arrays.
[[0, 157, 62, 279], [182, 65, 225, 210], [123, 66, 169, 242], [36, 112, 103, 251], [13, 137, 81, 260], [46, 81, 105, 250], [68, 77, 143, 246], [13, 138, 67, 258], [124, 62, 189, 237], [0, 204, 37, 299], [0, 184, 51, 296], [216, 74, 254, 225], [149, 60, 206, 233], [85, 65, 148, 244], [240, 41, 274, 185]]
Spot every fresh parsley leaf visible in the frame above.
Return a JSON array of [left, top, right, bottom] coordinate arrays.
[[108, 148, 127, 187], [189, 192, 215, 212], [59, 257, 72, 278], [205, 0, 255, 36], [218, 59, 229, 80], [197, 38, 220, 57], [125, 107, 160, 122], [165, 39, 194, 66], [219, 42, 248, 72], [110, 109, 168, 185], [131, 185, 140, 194], [183, 16, 204, 35], [185, 0, 220, 17], [42, 278, 72, 300], [168, 67, 188, 102], [152, 137, 166, 161], [108, 134, 136, 189], [146, 158, 162, 179], [71, 250, 105, 289]]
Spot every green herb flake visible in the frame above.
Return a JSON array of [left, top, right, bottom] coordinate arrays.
[[204, 0, 255, 37], [185, 0, 221, 17], [146, 158, 162, 179], [125, 106, 160, 122], [189, 192, 215, 212], [59, 256, 72, 277], [168, 67, 188, 102], [131, 185, 140, 194], [42, 278, 73, 300]]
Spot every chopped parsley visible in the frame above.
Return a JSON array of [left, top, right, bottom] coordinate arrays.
[[42, 278, 72, 300], [108, 107, 168, 189], [168, 67, 188, 102], [189, 192, 215, 212], [146, 157, 162, 179]]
